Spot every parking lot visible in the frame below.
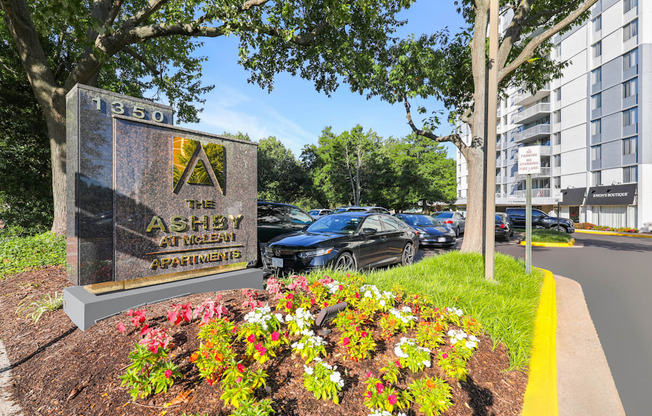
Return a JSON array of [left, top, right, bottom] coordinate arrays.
[[414, 233, 522, 262]]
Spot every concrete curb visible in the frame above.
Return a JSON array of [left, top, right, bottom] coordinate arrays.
[[575, 229, 652, 238], [521, 268, 557, 416], [519, 238, 575, 247], [0, 339, 24, 416]]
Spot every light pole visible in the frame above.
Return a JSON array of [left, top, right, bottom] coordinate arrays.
[[484, 0, 499, 281]]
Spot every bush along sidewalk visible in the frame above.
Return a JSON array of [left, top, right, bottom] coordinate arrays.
[[0, 227, 66, 279]]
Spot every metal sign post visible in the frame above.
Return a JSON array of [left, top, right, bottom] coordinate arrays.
[[518, 146, 541, 274]]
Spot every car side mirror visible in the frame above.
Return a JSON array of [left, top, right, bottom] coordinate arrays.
[[361, 228, 377, 235]]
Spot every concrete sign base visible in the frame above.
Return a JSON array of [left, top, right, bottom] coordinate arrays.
[[64, 268, 263, 330]]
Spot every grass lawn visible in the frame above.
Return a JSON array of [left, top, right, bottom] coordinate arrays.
[[531, 229, 573, 243], [308, 252, 544, 370]]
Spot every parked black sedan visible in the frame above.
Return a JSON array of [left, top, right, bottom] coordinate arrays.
[[394, 213, 456, 248], [261, 212, 418, 273], [495, 213, 514, 241]]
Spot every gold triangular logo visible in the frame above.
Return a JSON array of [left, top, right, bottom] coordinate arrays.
[[172, 137, 225, 194]]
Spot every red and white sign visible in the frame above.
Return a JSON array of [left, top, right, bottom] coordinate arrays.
[[518, 146, 541, 175]]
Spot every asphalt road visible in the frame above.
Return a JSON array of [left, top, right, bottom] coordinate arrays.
[[490, 232, 651, 415]]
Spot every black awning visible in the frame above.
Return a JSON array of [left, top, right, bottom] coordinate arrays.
[[561, 188, 586, 206], [586, 184, 637, 206]]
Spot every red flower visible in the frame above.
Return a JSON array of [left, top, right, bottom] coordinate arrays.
[[286, 301, 293, 310], [442, 353, 449, 359], [366, 371, 373, 378], [361, 331, 368, 338], [117, 322, 126, 334], [190, 353, 198, 362], [338, 284, 344, 291], [395, 359, 401, 368], [366, 391, 372, 398], [287, 293, 294, 300], [271, 331, 280, 341], [376, 383, 385, 394], [164, 369, 172, 379], [237, 364, 245, 373], [388, 394, 397, 405], [342, 337, 351, 347], [311, 298, 316, 306], [247, 334, 256, 343], [140, 324, 150, 336], [355, 292, 360, 299], [323, 302, 328, 308]]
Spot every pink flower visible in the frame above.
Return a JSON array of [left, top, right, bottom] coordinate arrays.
[[394, 359, 401, 368], [117, 322, 126, 334], [366, 371, 373, 378], [311, 298, 316, 305], [388, 394, 397, 405], [164, 369, 172, 379], [338, 284, 344, 291], [366, 391, 372, 398], [442, 353, 449, 359], [376, 383, 385, 394], [255, 343, 267, 356], [355, 292, 360, 299], [342, 337, 350, 347], [361, 331, 368, 338], [286, 301, 293, 310], [140, 324, 150, 336], [271, 331, 280, 341], [323, 302, 328, 308], [237, 364, 245, 373], [247, 334, 256, 343], [236, 376, 242, 383], [287, 293, 294, 300]]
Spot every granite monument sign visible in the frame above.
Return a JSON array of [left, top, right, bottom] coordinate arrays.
[[64, 85, 262, 329]]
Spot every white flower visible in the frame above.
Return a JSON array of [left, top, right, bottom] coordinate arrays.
[[469, 335, 478, 342], [401, 306, 412, 313], [295, 343, 305, 350], [364, 290, 373, 298], [450, 338, 458, 345], [329, 371, 342, 384], [423, 360, 431, 368], [466, 341, 477, 349], [304, 365, 314, 375], [447, 330, 456, 337], [394, 346, 408, 358], [275, 313, 284, 322], [380, 299, 386, 307]]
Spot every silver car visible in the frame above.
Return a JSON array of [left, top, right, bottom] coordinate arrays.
[[308, 208, 332, 219], [432, 211, 465, 237]]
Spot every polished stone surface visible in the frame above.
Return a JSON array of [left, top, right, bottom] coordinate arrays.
[[66, 85, 174, 285]]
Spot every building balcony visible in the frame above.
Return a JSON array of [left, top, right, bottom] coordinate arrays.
[[513, 103, 551, 125], [513, 188, 552, 198], [513, 85, 550, 107], [515, 166, 552, 180], [513, 124, 551, 143]]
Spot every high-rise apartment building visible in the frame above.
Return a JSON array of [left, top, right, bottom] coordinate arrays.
[[456, 0, 650, 229]]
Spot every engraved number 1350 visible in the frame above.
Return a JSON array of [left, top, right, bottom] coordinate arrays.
[[91, 97, 165, 122]]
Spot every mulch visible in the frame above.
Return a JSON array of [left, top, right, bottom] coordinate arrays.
[[0, 266, 528, 415]]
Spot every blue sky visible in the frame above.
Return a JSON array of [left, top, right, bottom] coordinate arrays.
[[178, 1, 466, 159]]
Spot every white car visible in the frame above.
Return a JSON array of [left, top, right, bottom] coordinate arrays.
[[432, 211, 465, 237]]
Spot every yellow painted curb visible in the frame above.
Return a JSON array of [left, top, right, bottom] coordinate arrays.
[[575, 229, 652, 238], [519, 238, 575, 247], [522, 268, 557, 416]]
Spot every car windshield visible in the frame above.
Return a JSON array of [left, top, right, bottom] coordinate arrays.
[[306, 215, 364, 234], [400, 215, 435, 227], [332, 208, 349, 213], [436, 212, 453, 218]]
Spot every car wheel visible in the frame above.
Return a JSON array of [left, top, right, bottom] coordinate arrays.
[[455, 226, 460, 238], [401, 243, 415, 266], [334, 252, 356, 271], [553, 225, 567, 233]]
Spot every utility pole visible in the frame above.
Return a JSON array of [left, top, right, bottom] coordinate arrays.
[[484, 0, 499, 281]]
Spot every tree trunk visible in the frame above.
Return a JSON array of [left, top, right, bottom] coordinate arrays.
[[459, 146, 484, 254], [47, 91, 68, 235]]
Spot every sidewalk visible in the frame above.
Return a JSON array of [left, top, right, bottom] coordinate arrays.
[[554, 275, 625, 416]]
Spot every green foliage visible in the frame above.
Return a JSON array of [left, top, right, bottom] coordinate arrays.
[[407, 376, 453, 416], [532, 229, 573, 243], [120, 342, 180, 401], [0, 229, 66, 279], [257, 137, 311, 203], [16, 292, 64, 323]]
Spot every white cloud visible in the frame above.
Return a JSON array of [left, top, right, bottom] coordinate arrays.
[[180, 85, 316, 157]]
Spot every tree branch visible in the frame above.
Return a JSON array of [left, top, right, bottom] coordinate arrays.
[[498, 0, 598, 83], [122, 46, 161, 75], [403, 97, 467, 151]]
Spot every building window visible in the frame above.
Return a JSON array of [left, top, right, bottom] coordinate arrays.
[[554, 132, 561, 145], [591, 145, 601, 161], [591, 67, 602, 84], [623, 78, 638, 99], [593, 15, 602, 32], [591, 119, 601, 135], [623, 49, 638, 71], [623, 107, 638, 127], [623, 166, 637, 183], [554, 154, 561, 167], [623, 20, 638, 42], [624, 0, 638, 13], [591, 93, 602, 110], [554, 110, 561, 123], [554, 176, 561, 189], [554, 88, 561, 101], [555, 44, 561, 59], [592, 41, 602, 58], [592, 171, 601, 186], [623, 137, 637, 155]]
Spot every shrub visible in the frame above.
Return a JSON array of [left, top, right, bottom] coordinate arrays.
[[0, 228, 66, 279]]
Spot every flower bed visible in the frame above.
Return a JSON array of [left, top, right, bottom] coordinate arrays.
[[112, 274, 524, 416], [575, 223, 639, 233]]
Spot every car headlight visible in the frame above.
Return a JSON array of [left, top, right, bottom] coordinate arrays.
[[298, 248, 333, 258]]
